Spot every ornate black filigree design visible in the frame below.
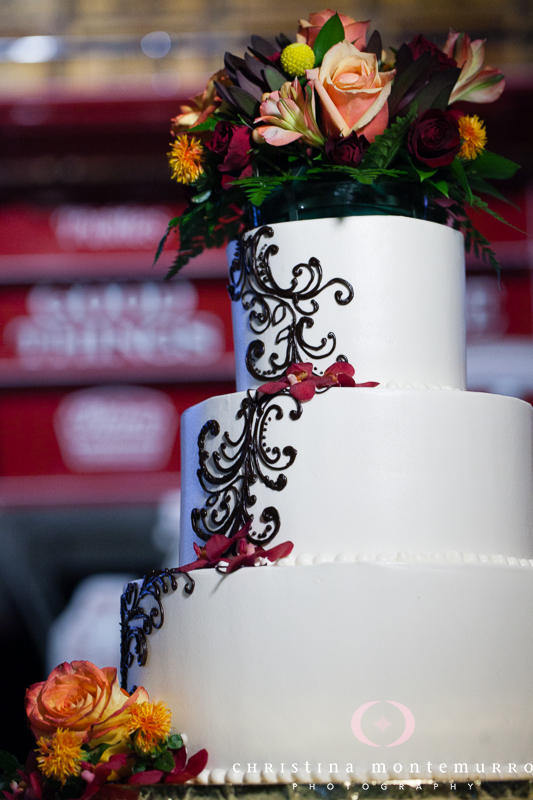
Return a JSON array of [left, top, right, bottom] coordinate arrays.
[[228, 226, 354, 382], [192, 389, 302, 548], [120, 569, 194, 691]]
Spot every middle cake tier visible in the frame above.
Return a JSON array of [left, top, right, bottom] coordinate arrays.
[[179, 387, 533, 564]]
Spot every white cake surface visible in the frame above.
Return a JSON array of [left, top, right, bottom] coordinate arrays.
[[180, 387, 533, 565], [121, 215, 533, 783], [231, 216, 466, 392], [126, 560, 533, 782]]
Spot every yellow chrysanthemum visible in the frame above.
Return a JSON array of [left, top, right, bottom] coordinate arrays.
[[281, 43, 315, 77], [127, 701, 172, 754], [168, 136, 204, 184], [458, 114, 487, 161], [36, 729, 84, 785]]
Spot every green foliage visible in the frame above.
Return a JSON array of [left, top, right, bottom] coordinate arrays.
[[313, 13, 345, 66], [307, 164, 406, 183], [230, 174, 306, 206], [81, 743, 111, 765], [450, 157, 473, 204], [362, 106, 418, 170], [167, 734, 183, 750], [468, 150, 520, 180], [187, 117, 219, 133], [152, 751, 175, 772]]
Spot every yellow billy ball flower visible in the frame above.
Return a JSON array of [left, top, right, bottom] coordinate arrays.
[[281, 43, 315, 77], [458, 114, 487, 160], [168, 135, 204, 184], [127, 701, 172, 754], [36, 729, 84, 785]]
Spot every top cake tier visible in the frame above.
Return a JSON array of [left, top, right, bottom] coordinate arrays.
[[229, 215, 466, 392]]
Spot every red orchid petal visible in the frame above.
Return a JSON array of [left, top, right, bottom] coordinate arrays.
[[177, 558, 209, 572], [165, 749, 209, 783], [337, 374, 356, 387], [264, 541, 294, 561], [225, 553, 257, 574], [290, 379, 316, 402], [354, 381, 380, 387], [257, 378, 290, 394], [172, 746, 187, 772], [324, 361, 355, 378], [313, 374, 335, 388], [205, 533, 233, 560], [287, 362, 314, 379], [128, 770, 164, 785], [184, 748, 209, 776], [227, 521, 252, 545], [193, 542, 202, 557]]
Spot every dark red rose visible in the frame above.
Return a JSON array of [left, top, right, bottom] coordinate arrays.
[[205, 121, 233, 156], [325, 132, 368, 167], [408, 35, 457, 71], [217, 125, 253, 174], [408, 109, 460, 167]]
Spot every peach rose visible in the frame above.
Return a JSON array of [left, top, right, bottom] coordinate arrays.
[[25, 661, 148, 746], [307, 40, 394, 142], [297, 9, 369, 49]]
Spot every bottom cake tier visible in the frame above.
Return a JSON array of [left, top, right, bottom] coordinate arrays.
[[122, 558, 533, 783]]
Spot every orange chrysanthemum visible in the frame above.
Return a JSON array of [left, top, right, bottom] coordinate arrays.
[[36, 729, 84, 785], [458, 114, 487, 160], [168, 136, 204, 184], [127, 701, 172, 754]]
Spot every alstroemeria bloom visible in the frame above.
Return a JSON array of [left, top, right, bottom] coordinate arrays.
[[307, 41, 394, 142], [297, 9, 370, 49], [443, 31, 504, 104], [253, 79, 325, 147], [171, 69, 229, 134]]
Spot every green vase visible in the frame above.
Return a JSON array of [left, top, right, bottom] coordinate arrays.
[[246, 179, 447, 227]]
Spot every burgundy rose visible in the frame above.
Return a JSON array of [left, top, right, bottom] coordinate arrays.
[[205, 121, 233, 156], [408, 35, 457, 71], [325, 132, 369, 167], [206, 123, 253, 176], [408, 109, 461, 167]]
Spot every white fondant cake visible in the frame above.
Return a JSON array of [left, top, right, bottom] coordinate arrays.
[[122, 215, 533, 782]]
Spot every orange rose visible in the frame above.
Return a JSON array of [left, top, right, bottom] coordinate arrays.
[[307, 40, 394, 142], [25, 661, 148, 746], [297, 9, 369, 49]]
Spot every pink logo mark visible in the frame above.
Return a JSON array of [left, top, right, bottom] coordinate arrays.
[[351, 701, 415, 747]]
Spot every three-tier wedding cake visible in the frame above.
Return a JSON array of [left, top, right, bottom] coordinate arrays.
[[121, 213, 533, 783]]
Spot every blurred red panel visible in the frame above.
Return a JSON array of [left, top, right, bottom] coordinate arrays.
[[0, 280, 234, 385], [0, 381, 234, 506]]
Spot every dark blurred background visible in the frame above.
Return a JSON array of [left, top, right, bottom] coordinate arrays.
[[0, 0, 532, 761]]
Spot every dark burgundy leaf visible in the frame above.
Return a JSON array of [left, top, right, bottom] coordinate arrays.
[[235, 71, 264, 101], [251, 35, 278, 57], [366, 29, 382, 60], [244, 52, 266, 81], [264, 65, 287, 91]]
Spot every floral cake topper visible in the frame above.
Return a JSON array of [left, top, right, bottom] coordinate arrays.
[[0, 661, 207, 800], [157, 9, 518, 276]]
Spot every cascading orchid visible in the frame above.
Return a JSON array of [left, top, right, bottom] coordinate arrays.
[[443, 30, 505, 104], [253, 78, 325, 147]]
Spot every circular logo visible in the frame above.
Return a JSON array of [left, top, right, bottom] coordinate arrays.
[[351, 701, 415, 747]]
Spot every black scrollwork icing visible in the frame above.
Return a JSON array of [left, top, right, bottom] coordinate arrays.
[[120, 570, 194, 691], [228, 226, 354, 382], [192, 389, 302, 548]]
